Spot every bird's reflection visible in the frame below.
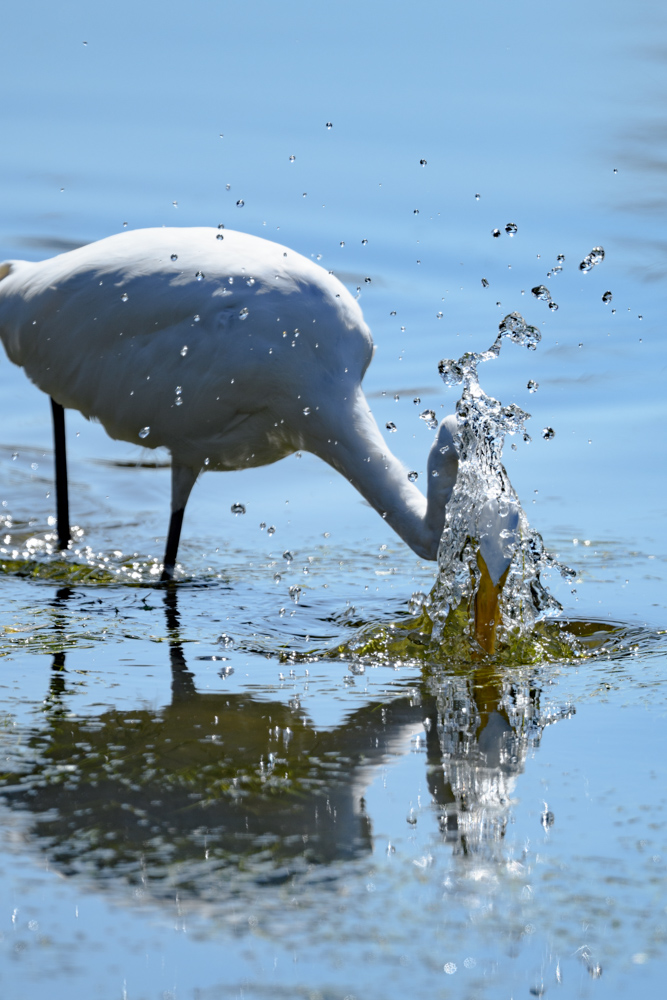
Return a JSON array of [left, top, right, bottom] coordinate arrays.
[[0, 586, 573, 900]]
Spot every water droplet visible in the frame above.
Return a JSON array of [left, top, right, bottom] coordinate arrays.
[[236, 199, 244, 207], [196, 271, 205, 281], [231, 502, 246, 515], [390, 310, 396, 316], [283, 550, 294, 562], [361, 238, 368, 245], [289, 154, 295, 162], [407, 471, 418, 483], [505, 222, 518, 236], [386, 421, 397, 432], [175, 386, 183, 406], [303, 406, 311, 415], [498, 312, 542, 350], [170, 253, 178, 261], [492, 228, 501, 238], [394, 393, 400, 401], [579, 246, 605, 272], [139, 427, 150, 439], [121, 292, 129, 302], [289, 584, 301, 603], [216, 233, 224, 240], [481, 278, 489, 288], [413, 209, 420, 214], [246, 277, 255, 286], [193, 314, 200, 322], [436, 311, 443, 318], [364, 276, 371, 283], [239, 307, 249, 320], [531, 285, 551, 301], [420, 409, 438, 429], [438, 359, 464, 386], [542, 427, 555, 440], [325, 122, 333, 129], [602, 290, 613, 303], [548, 301, 559, 311], [475, 193, 481, 200], [540, 807, 555, 829], [339, 241, 345, 247], [228, 277, 234, 284], [419, 158, 427, 166], [413, 397, 421, 405], [557, 253, 565, 263], [180, 345, 189, 357], [527, 379, 539, 393], [267, 525, 276, 536]]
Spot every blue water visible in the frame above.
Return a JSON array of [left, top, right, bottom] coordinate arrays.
[[1, 1, 666, 998]]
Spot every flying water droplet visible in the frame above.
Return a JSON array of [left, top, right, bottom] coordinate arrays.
[[579, 246, 605, 272], [364, 277, 371, 283], [413, 209, 419, 214], [289, 154, 295, 162], [527, 379, 539, 393], [303, 406, 311, 415], [602, 290, 613, 303], [246, 277, 255, 286], [390, 310, 396, 316], [407, 471, 419, 483], [505, 222, 518, 236], [170, 253, 178, 261], [175, 386, 183, 406], [492, 228, 501, 238], [339, 241, 345, 247], [475, 193, 481, 200], [386, 421, 397, 432], [481, 278, 489, 288], [325, 121, 333, 129], [180, 345, 189, 357], [531, 285, 551, 302], [239, 307, 249, 320], [498, 312, 542, 350], [196, 271, 205, 281], [138, 426, 150, 439], [121, 292, 129, 302], [542, 427, 555, 440], [361, 238, 368, 245], [413, 397, 421, 404], [548, 301, 558, 311], [267, 525, 276, 536], [230, 502, 246, 515], [216, 233, 224, 240], [193, 314, 200, 322], [420, 409, 438, 429], [283, 550, 294, 562], [419, 158, 427, 166], [436, 311, 443, 318], [236, 199, 244, 207]]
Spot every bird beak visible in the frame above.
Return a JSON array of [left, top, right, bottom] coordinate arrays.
[[472, 498, 520, 655], [473, 551, 510, 654]]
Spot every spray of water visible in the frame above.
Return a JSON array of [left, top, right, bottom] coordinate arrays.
[[427, 312, 575, 650]]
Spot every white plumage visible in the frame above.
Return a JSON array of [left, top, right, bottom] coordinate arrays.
[[0, 227, 458, 578]]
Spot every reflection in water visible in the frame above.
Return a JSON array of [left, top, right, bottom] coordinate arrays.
[[0, 587, 576, 904]]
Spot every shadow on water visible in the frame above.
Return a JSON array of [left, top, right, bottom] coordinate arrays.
[[4, 584, 661, 913]]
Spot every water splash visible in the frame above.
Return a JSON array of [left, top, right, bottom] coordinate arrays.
[[429, 312, 575, 651]]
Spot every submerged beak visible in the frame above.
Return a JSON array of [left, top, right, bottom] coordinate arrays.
[[472, 499, 520, 655], [474, 552, 510, 654]]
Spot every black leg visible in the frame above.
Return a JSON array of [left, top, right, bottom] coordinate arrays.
[[50, 398, 71, 551], [160, 507, 185, 582]]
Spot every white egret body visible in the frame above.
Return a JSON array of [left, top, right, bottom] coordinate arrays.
[[0, 227, 458, 577]]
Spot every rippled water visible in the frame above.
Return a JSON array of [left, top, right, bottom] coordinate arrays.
[[1, 1, 667, 998]]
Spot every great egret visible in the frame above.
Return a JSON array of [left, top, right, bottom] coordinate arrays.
[[0, 227, 459, 580]]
